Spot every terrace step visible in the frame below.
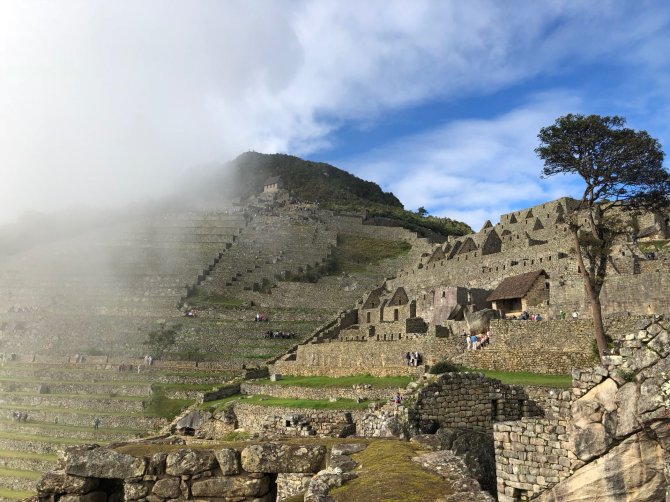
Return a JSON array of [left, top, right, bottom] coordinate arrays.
[[0, 471, 39, 492]]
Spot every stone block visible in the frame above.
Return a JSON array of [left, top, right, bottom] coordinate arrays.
[[65, 448, 146, 479], [241, 444, 326, 473], [191, 474, 270, 498], [165, 449, 217, 476], [214, 448, 240, 476]]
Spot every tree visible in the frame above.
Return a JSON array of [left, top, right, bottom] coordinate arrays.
[[144, 322, 180, 359], [417, 206, 428, 217], [536, 114, 670, 360]]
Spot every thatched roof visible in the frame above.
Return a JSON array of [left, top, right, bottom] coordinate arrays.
[[487, 270, 547, 302]]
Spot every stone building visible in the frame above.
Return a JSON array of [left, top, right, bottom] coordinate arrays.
[[486, 269, 549, 316], [262, 176, 282, 193]]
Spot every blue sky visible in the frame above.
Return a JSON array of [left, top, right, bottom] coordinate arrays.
[[1, 1, 669, 228]]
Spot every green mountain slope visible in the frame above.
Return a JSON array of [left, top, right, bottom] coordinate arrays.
[[225, 152, 472, 239]]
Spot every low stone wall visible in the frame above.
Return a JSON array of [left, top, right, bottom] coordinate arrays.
[[234, 402, 364, 438], [240, 383, 399, 402], [36, 442, 328, 502]]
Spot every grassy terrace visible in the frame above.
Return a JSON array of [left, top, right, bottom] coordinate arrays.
[[0, 487, 36, 500], [201, 394, 370, 412], [252, 375, 413, 388], [0, 418, 145, 436], [474, 369, 572, 388], [0, 431, 105, 446]]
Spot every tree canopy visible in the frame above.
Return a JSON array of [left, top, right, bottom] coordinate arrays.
[[536, 114, 669, 213], [536, 114, 669, 360]]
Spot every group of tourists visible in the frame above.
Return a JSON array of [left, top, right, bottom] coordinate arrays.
[[404, 351, 422, 366], [12, 411, 28, 422], [261, 330, 296, 339], [512, 311, 542, 321], [558, 310, 580, 320], [463, 329, 491, 350]]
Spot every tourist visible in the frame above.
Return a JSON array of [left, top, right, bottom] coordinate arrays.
[[414, 351, 421, 366], [469, 333, 478, 350], [94, 417, 101, 429], [535, 313, 542, 321], [392, 393, 402, 405], [404, 352, 411, 366], [572, 310, 579, 320]]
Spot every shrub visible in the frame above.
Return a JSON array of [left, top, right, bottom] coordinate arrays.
[[428, 361, 462, 374]]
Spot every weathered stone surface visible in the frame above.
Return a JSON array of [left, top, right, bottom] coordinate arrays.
[[625, 348, 660, 372], [412, 450, 494, 501], [536, 431, 666, 502], [146, 452, 167, 476], [571, 378, 619, 461], [165, 448, 216, 476], [214, 447, 240, 475], [65, 447, 146, 479], [36, 470, 99, 495], [60, 492, 108, 502], [174, 410, 211, 434], [330, 443, 366, 457], [648, 330, 670, 357], [191, 474, 270, 497], [466, 309, 499, 335], [123, 482, 149, 500], [152, 477, 181, 498], [241, 444, 326, 473], [614, 382, 640, 438]]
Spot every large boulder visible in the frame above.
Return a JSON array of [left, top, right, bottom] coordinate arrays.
[[465, 309, 498, 334], [241, 444, 326, 473], [536, 430, 666, 502], [571, 378, 619, 461], [65, 447, 146, 479], [191, 474, 270, 498]]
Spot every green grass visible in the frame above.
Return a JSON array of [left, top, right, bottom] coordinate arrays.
[[0, 431, 104, 445], [331, 234, 412, 273], [0, 403, 148, 417], [330, 440, 456, 502], [637, 239, 669, 252], [0, 450, 56, 462], [254, 375, 412, 389], [144, 394, 192, 419], [474, 369, 571, 388], [0, 487, 36, 499], [185, 288, 247, 307], [0, 467, 42, 480], [201, 394, 369, 412], [0, 418, 145, 435]]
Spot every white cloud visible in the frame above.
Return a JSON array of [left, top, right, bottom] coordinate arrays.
[[0, 1, 669, 223], [339, 93, 585, 229]]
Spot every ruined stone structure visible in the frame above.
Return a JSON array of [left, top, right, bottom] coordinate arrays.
[[494, 316, 670, 501]]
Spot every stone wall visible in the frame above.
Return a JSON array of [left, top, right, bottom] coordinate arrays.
[[240, 382, 398, 402], [36, 442, 328, 502], [234, 403, 363, 438], [409, 372, 534, 434]]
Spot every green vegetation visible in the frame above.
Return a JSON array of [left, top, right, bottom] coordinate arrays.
[[144, 392, 192, 419], [331, 234, 412, 273], [143, 322, 180, 358], [0, 487, 36, 499], [0, 468, 41, 480], [254, 374, 412, 388], [0, 450, 56, 462], [185, 288, 246, 307], [201, 394, 369, 412], [0, 431, 103, 445], [229, 152, 471, 239], [427, 361, 462, 374], [330, 440, 455, 502], [475, 369, 571, 388], [638, 239, 669, 253]]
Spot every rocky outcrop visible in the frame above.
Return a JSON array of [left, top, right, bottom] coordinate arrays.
[[536, 427, 667, 502], [496, 316, 670, 502]]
